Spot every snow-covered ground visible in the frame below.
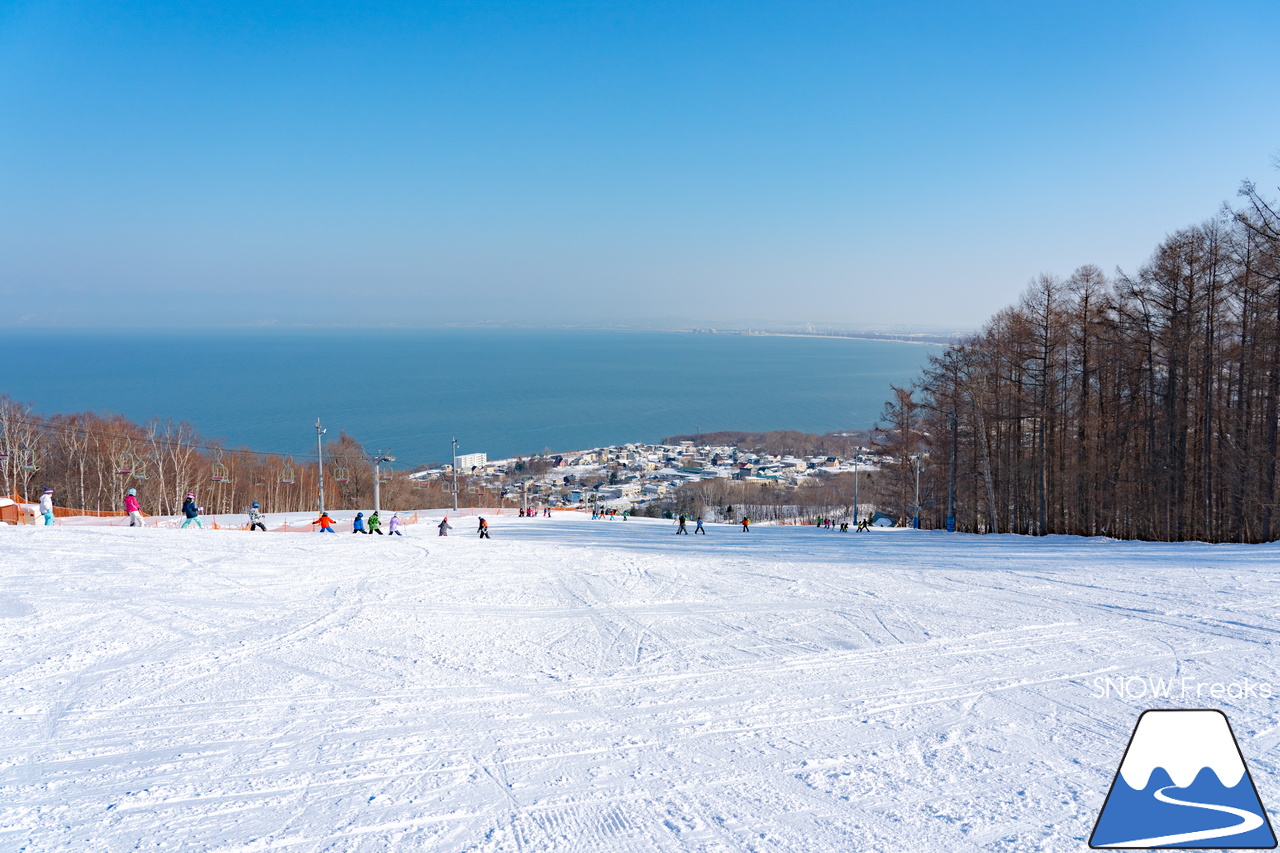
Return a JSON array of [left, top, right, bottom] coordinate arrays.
[[3, 513, 1279, 851]]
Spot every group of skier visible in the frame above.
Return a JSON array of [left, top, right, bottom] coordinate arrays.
[[40, 485, 780, 539], [432, 516, 490, 539], [312, 510, 404, 535]]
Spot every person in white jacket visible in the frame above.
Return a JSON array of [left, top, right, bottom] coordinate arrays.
[[38, 489, 54, 525]]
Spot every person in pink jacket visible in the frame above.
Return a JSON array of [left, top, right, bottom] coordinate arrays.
[[124, 488, 144, 528], [388, 514, 404, 536]]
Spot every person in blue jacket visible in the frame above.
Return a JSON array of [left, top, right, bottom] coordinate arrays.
[[181, 493, 202, 528], [353, 512, 365, 534]]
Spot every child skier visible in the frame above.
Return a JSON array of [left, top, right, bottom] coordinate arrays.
[[676, 514, 688, 534], [438, 516, 451, 536], [39, 488, 54, 525], [367, 511, 383, 535], [478, 517, 490, 538], [125, 488, 144, 528], [741, 516, 750, 532], [181, 493, 202, 528], [695, 517, 705, 534], [388, 514, 404, 536], [248, 501, 266, 531], [353, 512, 366, 534], [314, 511, 336, 533]]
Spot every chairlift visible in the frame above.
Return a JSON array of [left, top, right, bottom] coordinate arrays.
[[280, 461, 296, 484], [132, 458, 149, 480], [333, 466, 349, 483], [116, 452, 134, 475], [211, 462, 230, 483], [0, 448, 9, 460], [379, 468, 393, 483], [19, 448, 38, 471]]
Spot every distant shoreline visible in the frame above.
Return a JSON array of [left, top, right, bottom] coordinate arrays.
[[681, 329, 957, 346]]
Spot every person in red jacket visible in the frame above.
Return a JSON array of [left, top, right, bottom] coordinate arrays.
[[124, 488, 144, 528], [314, 512, 337, 533]]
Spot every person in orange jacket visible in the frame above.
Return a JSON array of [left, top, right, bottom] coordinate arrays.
[[314, 512, 337, 533]]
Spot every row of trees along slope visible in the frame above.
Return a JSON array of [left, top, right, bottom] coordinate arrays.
[[0, 399, 454, 515], [884, 179, 1280, 542]]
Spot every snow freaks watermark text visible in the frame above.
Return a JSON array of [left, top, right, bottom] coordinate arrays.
[[1090, 675, 1275, 701]]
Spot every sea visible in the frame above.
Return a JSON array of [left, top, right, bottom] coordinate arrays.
[[0, 329, 941, 467]]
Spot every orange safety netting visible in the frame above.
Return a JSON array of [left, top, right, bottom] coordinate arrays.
[[8, 491, 143, 524]]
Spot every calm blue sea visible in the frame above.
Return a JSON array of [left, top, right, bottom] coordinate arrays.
[[0, 329, 938, 466]]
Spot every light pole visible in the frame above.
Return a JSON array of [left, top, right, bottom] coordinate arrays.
[[911, 452, 927, 529], [315, 418, 327, 513], [372, 451, 395, 513], [451, 437, 459, 512], [853, 447, 860, 527]]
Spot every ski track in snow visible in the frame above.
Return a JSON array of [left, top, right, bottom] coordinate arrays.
[[2, 517, 1279, 851]]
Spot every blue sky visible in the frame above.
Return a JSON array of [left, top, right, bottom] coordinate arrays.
[[1, 0, 1277, 329]]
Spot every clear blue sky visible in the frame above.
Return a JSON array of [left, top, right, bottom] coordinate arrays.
[[2, 1, 1277, 330]]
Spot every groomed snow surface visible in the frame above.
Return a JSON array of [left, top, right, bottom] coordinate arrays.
[[3, 513, 1279, 851]]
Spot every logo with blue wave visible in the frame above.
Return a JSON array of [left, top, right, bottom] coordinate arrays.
[[1091, 709, 1276, 849]]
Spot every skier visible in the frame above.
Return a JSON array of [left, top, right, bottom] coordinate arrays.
[[367, 511, 383, 535], [478, 517, 490, 539], [125, 487, 144, 528], [388, 514, 404, 536], [676, 514, 688, 534], [313, 511, 337, 533], [438, 516, 451, 536], [694, 517, 705, 534], [39, 488, 55, 525], [353, 512, 366, 534], [248, 501, 266, 532], [741, 516, 751, 532], [181, 493, 202, 528]]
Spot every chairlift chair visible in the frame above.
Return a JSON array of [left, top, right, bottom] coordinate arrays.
[[333, 467, 349, 483], [0, 448, 9, 460], [132, 458, 149, 480], [116, 452, 134, 475], [211, 462, 230, 483], [280, 465, 296, 485], [19, 448, 38, 471]]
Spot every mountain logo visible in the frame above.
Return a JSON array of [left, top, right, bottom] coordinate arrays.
[[1091, 709, 1276, 849]]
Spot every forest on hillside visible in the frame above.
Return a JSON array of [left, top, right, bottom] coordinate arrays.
[[0, 400, 453, 516], [878, 179, 1280, 542]]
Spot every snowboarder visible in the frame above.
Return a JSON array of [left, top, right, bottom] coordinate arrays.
[[367, 511, 383, 535], [313, 512, 336, 533], [181, 493, 202, 528], [388, 514, 404, 536], [676, 514, 688, 534], [125, 487, 144, 528], [478, 517, 490, 539], [353, 512, 366, 534], [39, 488, 54, 525], [695, 517, 705, 534], [248, 501, 266, 531], [741, 516, 750, 532], [438, 516, 451, 536]]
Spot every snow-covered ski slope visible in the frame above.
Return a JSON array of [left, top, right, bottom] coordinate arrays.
[[3, 514, 1279, 852]]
